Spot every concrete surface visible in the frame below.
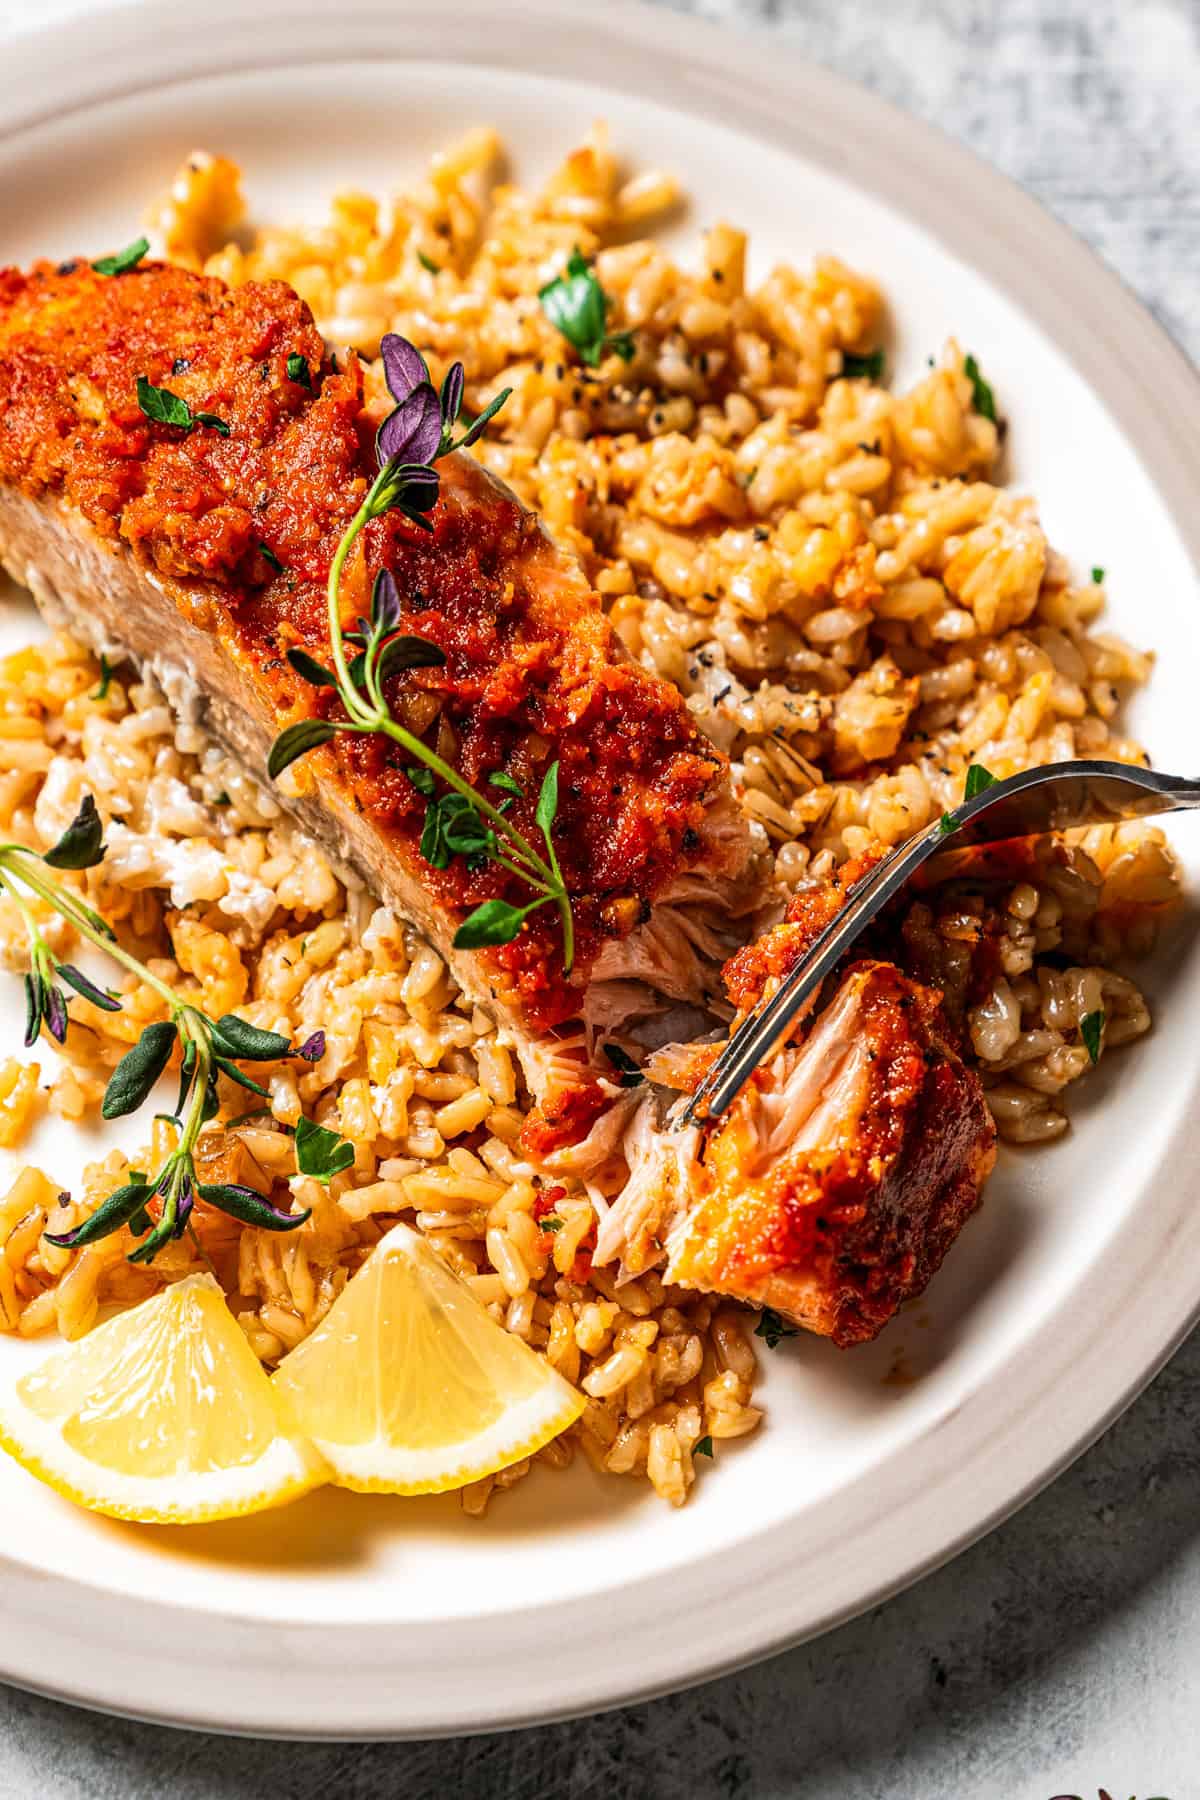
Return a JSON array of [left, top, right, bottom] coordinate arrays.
[[0, 0, 1197, 1794]]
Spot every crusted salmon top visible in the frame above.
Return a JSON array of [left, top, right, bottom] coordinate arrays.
[[670, 960, 995, 1345], [0, 259, 735, 1029]]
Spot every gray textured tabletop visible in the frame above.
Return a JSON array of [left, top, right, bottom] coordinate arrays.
[[1, 1, 1199, 1795]]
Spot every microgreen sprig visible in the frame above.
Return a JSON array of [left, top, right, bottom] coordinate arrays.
[[0, 796, 347, 1264], [265, 335, 575, 971]]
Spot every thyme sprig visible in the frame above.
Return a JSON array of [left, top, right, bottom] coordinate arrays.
[[0, 797, 346, 1264], [266, 334, 575, 971]]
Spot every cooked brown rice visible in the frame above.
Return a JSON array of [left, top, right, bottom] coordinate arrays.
[[0, 127, 1181, 1508]]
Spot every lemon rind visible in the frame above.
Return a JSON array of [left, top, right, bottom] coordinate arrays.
[[0, 1401, 327, 1523], [304, 1378, 586, 1495]]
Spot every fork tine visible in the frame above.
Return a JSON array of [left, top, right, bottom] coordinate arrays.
[[680, 835, 924, 1125]]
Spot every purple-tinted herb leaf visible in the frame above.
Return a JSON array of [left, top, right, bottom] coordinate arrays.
[[44, 983, 69, 1045], [56, 963, 122, 1012], [22, 973, 42, 1047], [198, 1182, 311, 1232], [377, 384, 443, 467], [371, 568, 401, 636], [380, 333, 430, 401], [440, 362, 464, 429], [44, 1179, 151, 1249], [296, 1031, 326, 1063]]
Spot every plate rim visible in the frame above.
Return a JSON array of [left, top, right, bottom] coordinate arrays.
[[1, 0, 1200, 1739]]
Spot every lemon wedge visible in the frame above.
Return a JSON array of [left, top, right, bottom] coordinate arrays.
[[272, 1222, 585, 1493], [0, 1273, 324, 1523]]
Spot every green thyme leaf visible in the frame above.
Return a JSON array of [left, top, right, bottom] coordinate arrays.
[[294, 1115, 355, 1184], [92, 237, 149, 277], [539, 1215, 564, 1234], [213, 1057, 271, 1098], [842, 348, 885, 381], [213, 1014, 293, 1062], [453, 897, 544, 951], [1081, 1009, 1105, 1065], [92, 654, 114, 701], [373, 634, 446, 683], [173, 1037, 197, 1120], [259, 542, 286, 574], [458, 386, 513, 449], [488, 772, 524, 798], [535, 761, 559, 838], [285, 352, 313, 390], [44, 1180, 152, 1249], [267, 718, 339, 779], [754, 1307, 799, 1350], [417, 251, 440, 275], [102, 1020, 178, 1118], [1091, 566, 1105, 584], [603, 1042, 645, 1088], [963, 763, 998, 802], [286, 648, 338, 688], [964, 354, 997, 423], [694, 1435, 714, 1459], [43, 794, 106, 869], [407, 765, 436, 797], [136, 375, 229, 436]]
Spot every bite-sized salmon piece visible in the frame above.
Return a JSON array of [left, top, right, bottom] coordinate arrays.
[[595, 866, 996, 1345], [0, 258, 755, 1102]]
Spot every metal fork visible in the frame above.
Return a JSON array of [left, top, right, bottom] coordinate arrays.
[[680, 759, 1200, 1127]]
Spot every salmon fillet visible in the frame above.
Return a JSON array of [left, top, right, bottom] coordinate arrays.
[[594, 867, 996, 1346], [0, 258, 755, 1102]]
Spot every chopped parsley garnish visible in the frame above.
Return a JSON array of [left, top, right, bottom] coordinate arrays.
[[1091, 566, 1105, 585], [964, 354, 997, 423], [939, 763, 997, 834], [694, 1435, 714, 1459], [285, 352, 313, 391], [417, 251, 441, 275], [754, 1308, 799, 1350], [1080, 1009, 1105, 1066], [539, 1215, 564, 1234], [91, 653, 114, 701], [136, 375, 229, 436], [294, 1115, 355, 1184], [603, 1042, 645, 1088], [841, 348, 885, 382], [92, 236, 149, 277], [539, 248, 634, 367], [963, 763, 998, 802]]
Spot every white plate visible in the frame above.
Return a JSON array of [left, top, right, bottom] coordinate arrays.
[[0, 0, 1199, 1740]]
